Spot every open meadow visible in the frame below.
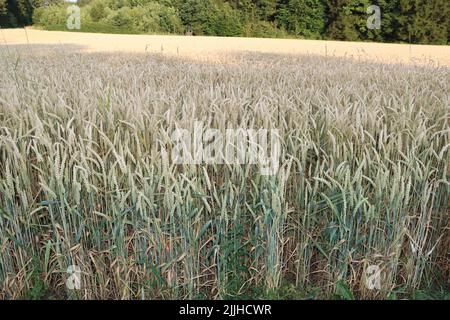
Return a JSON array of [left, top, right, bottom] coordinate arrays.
[[0, 30, 449, 299]]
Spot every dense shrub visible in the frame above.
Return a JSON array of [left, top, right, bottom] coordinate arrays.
[[244, 21, 287, 38], [32, 5, 67, 27], [179, 0, 218, 35], [105, 6, 133, 28], [275, 0, 325, 38], [89, 0, 107, 22], [212, 2, 243, 36], [26, 0, 449, 44], [127, 3, 182, 33], [33, 1, 182, 35]]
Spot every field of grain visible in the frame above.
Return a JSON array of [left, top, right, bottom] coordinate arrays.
[[2, 28, 450, 66], [0, 32, 449, 299]]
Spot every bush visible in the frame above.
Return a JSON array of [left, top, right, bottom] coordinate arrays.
[[212, 2, 243, 37], [179, 0, 217, 35], [89, 0, 107, 22], [156, 4, 183, 34], [34, 4, 93, 29], [244, 21, 287, 38], [275, 0, 325, 39], [32, 5, 67, 27], [44, 21, 140, 34], [179, 0, 243, 36], [105, 6, 133, 28], [127, 3, 183, 34]]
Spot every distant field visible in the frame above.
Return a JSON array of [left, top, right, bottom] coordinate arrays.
[[2, 28, 450, 66]]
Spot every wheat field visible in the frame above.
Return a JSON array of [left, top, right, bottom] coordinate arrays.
[[0, 41, 449, 299], [2, 28, 450, 66]]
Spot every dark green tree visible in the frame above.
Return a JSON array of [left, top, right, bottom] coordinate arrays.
[[254, 0, 277, 21], [2, 0, 448, 44], [1, 0, 33, 26], [395, 0, 448, 45], [179, 0, 218, 35], [90, 0, 107, 22], [228, 0, 257, 24], [368, 0, 399, 42], [276, 0, 326, 38], [0, 0, 10, 27], [326, 0, 371, 41], [0, 0, 62, 27], [213, 2, 243, 36]]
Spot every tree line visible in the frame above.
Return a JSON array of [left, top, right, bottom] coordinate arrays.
[[1, 0, 449, 44]]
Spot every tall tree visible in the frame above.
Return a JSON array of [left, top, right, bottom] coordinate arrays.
[[326, 0, 371, 41], [0, 0, 10, 27], [276, 0, 326, 38], [0, 0, 62, 27], [254, 0, 277, 21], [369, 0, 400, 42], [1, 0, 448, 44], [395, 0, 449, 45], [228, 0, 257, 23]]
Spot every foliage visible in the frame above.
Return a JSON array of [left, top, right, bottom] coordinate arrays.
[[394, 0, 449, 45], [89, 0, 107, 22], [244, 20, 286, 38], [276, 0, 326, 38], [32, 4, 67, 27], [1, 0, 448, 44]]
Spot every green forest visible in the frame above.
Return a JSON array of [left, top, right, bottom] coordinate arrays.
[[1, 0, 449, 45]]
